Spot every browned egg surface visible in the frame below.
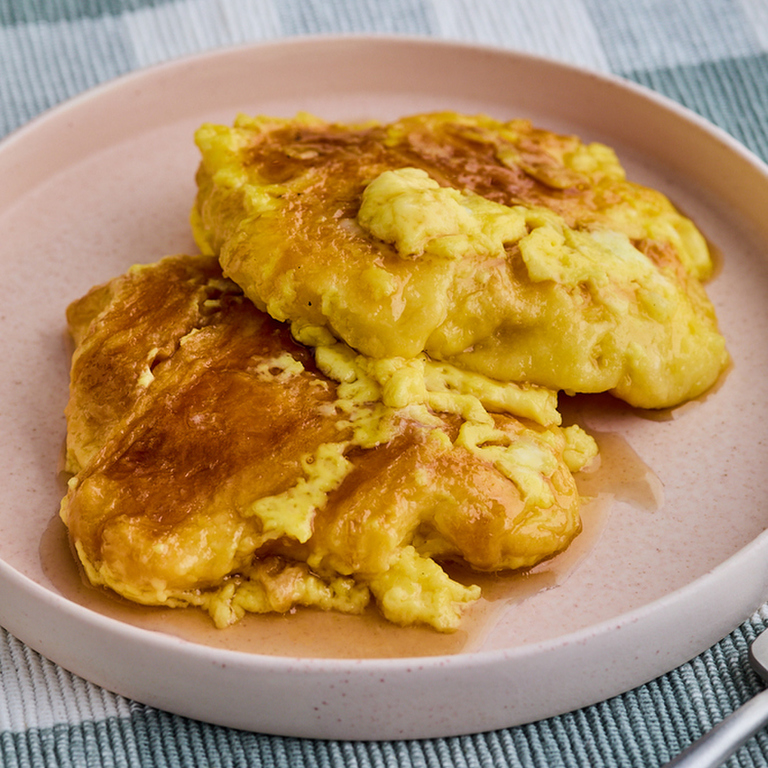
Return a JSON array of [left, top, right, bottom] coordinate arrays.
[[192, 111, 728, 409], [60, 254, 591, 632]]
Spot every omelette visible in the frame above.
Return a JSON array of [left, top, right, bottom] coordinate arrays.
[[61, 254, 596, 631], [59, 110, 729, 632], [191, 111, 728, 409]]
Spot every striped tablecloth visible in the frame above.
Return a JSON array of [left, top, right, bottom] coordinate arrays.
[[2, 1, 768, 765]]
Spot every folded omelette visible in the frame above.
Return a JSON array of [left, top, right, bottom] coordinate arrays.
[[192, 111, 728, 409], [61, 254, 596, 631], [59, 111, 728, 632]]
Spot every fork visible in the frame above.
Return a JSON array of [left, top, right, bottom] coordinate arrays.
[[665, 629, 768, 767]]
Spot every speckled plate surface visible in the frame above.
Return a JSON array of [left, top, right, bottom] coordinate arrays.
[[1, 36, 768, 740]]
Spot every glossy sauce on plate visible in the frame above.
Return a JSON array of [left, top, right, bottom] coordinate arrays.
[[42, 426, 658, 659]]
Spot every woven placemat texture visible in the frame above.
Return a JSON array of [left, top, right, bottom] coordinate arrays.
[[1, 1, 767, 766], [2, 610, 768, 767]]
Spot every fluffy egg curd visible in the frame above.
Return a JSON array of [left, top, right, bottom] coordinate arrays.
[[60, 254, 597, 632], [59, 110, 729, 633], [191, 111, 728, 409]]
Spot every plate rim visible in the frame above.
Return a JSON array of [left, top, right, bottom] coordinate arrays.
[[2, 33, 768, 739], [3, 32, 767, 177]]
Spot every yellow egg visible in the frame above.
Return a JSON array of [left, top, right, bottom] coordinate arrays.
[[192, 111, 728, 409]]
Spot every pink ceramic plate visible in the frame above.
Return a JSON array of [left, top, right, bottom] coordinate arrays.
[[1, 36, 768, 740]]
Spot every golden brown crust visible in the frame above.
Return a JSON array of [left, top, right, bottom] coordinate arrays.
[[191, 111, 728, 409], [61, 254, 584, 630]]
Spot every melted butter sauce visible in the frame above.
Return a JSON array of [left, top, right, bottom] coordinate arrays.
[[42, 425, 660, 659]]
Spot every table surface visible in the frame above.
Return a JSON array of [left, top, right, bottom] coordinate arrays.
[[2, 0, 768, 766]]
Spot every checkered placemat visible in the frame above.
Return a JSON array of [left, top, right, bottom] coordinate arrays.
[[2, 1, 768, 765]]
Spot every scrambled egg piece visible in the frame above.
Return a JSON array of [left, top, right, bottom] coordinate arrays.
[[61, 255, 596, 632], [191, 111, 728, 409]]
